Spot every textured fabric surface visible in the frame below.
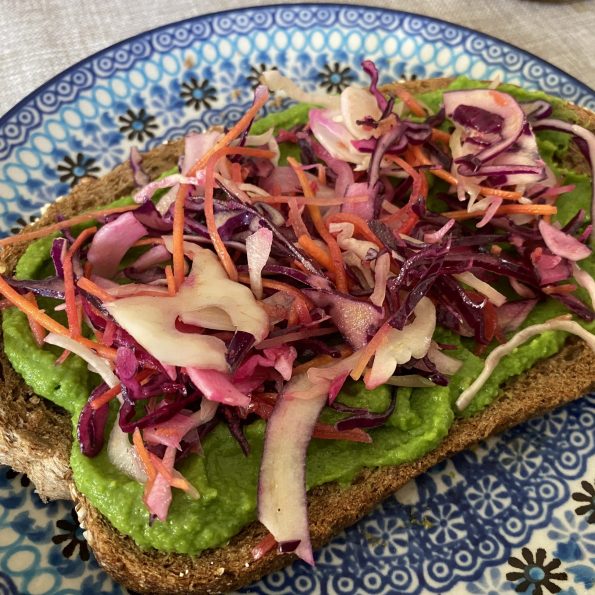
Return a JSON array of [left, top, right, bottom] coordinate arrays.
[[1, 0, 594, 115]]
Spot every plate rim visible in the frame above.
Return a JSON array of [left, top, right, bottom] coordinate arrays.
[[1, 1, 594, 129]]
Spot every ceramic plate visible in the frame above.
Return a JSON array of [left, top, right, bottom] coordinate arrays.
[[0, 4, 594, 594]]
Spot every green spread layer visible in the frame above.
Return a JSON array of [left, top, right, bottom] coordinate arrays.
[[3, 79, 594, 554]]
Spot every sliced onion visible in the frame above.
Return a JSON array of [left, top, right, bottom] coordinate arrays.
[[246, 227, 273, 299], [456, 319, 595, 410], [538, 220, 592, 261], [369, 252, 390, 307], [426, 343, 463, 375], [258, 369, 334, 566], [186, 367, 250, 408], [44, 332, 118, 387], [366, 297, 436, 390], [134, 174, 205, 205], [181, 131, 221, 175], [87, 212, 147, 278], [453, 271, 507, 306], [340, 86, 382, 140], [107, 422, 147, 483], [572, 263, 595, 310]]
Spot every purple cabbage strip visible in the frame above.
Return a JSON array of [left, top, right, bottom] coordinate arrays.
[[222, 406, 251, 456], [361, 59, 388, 112], [77, 383, 111, 457], [226, 330, 256, 373], [334, 393, 396, 431], [4, 276, 65, 299]]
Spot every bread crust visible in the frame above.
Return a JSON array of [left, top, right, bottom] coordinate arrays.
[[0, 78, 594, 594]]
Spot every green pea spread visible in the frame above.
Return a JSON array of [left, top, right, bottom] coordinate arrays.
[[3, 78, 594, 554]]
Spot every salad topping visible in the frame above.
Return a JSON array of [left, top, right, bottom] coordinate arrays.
[[1, 62, 594, 563]]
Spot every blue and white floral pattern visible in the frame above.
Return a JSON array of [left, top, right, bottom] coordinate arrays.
[[0, 4, 594, 594]]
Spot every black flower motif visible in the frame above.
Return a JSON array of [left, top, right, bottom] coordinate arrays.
[[57, 153, 100, 187], [246, 63, 277, 89], [572, 479, 595, 523], [5, 468, 30, 488], [118, 108, 158, 142], [52, 507, 90, 561], [9, 214, 37, 235], [318, 62, 355, 94], [506, 547, 567, 594], [180, 77, 217, 110]]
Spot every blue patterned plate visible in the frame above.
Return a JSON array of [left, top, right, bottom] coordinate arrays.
[[1, 5, 594, 594]]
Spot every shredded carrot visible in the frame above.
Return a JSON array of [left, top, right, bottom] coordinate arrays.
[[63, 227, 97, 337], [0, 276, 117, 360], [444, 204, 557, 220], [325, 213, 383, 248], [286, 302, 299, 327], [133, 428, 156, 483], [297, 234, 333, 271], [431, 128, 451, 144], [410, 145, 525, 201], [239, 274, 312, 323], [172, 89, 271, 288], [77, 277, 115, 303], [543, 283, 577, 295], [132, 237, 166, 247], [90, 384, 122, 410], [254, 194, 368, 207], [287, 194, 310, 239], [23, 293, 47, 347], [350, 322, 391, 381], [0, 205, 140, 248], [203, 147, 275, 283], [83, 262, 93, 278], [392, 86, 426, 117], [164, 265, 176, 296], [287, 157, 348, 293], [91, 369, 153, 410], [230, 162, 243, 184], [55, 349, 71, 365], [257, 326, 336, 349], [388, 154, 428, 203]]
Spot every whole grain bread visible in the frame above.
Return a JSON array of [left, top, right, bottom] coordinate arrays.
[[0, 78, 594, 595]]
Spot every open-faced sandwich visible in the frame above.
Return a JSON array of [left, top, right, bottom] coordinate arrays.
[[0, 62, 594, 594]]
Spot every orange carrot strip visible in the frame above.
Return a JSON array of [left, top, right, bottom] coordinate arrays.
[[297, 234, 334, 271], [172, 90, 271, 287], [77, 277, 115, 303], [287, 194, 310, 239], [90, 384, 122, 410], [392, 86, 426, 117], [479, 187, 524, 200], [286, 302, 299, 327], [0, 276, 117, 360], [444, 204, 557, 220], [350, 322, 391, 381], [231, 162, 243, 184], [203, 147, 275, 282], [133, 428, 156, 483], [23, 293, 47, 347], [255, 194, 368, 207], [542, 284, 577, 295], [287, 157, 348, 293], [63, 227, 97, 337], [165, 265, 176, 297], [132, 237, 166, 247], [239, 274, 312, 322], [91, 369, 153, 410], [0, 205, 140, 248], [431, 128, 451, 144], [325, 213, 383, 248]]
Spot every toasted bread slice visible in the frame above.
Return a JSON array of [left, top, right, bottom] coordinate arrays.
[[0, 78, 594, 594]]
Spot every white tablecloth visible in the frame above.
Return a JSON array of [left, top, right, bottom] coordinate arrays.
[[1, 0, 594, 115]]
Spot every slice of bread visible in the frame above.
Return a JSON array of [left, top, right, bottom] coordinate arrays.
[[0, 78, 594, 594]]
